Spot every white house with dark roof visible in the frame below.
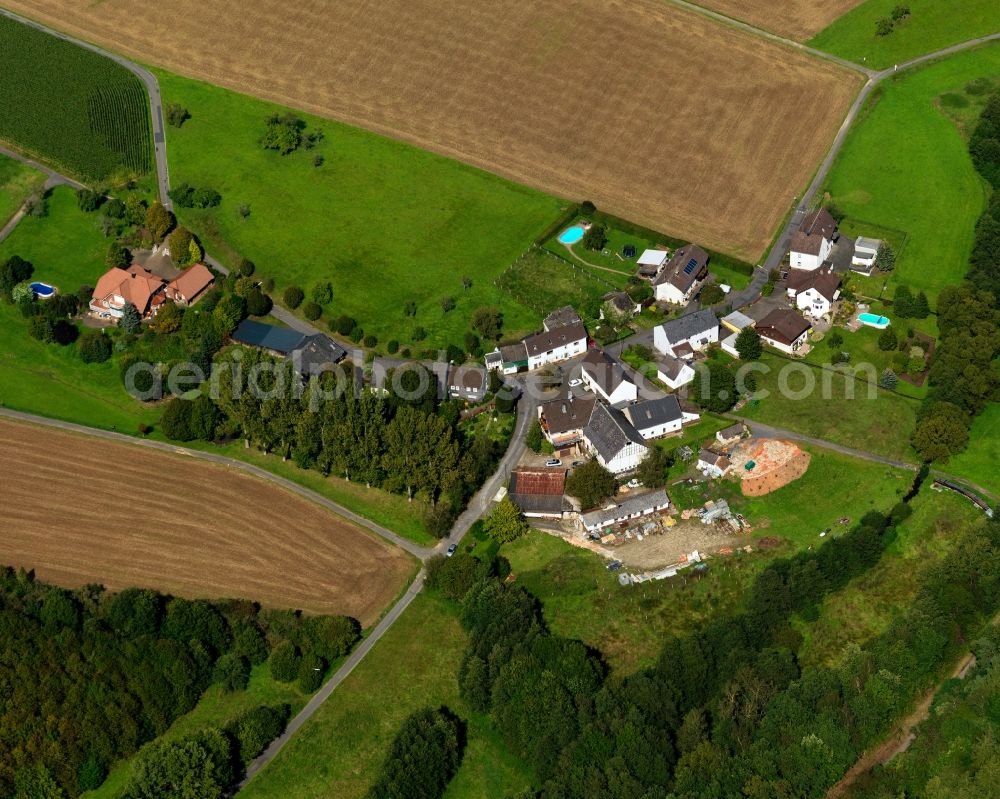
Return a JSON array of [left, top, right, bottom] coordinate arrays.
[[757, 308, 812, 354], [653, 244, 709, 305], [786, 268, 841, 319], [656, 353, 696, 390], [447, 364, 488, 403], [653, 308, 719, 358], [580, 348, 638, 405], [623, 394, 697, 440], [790, 208, 838, 271], [524, 323, 588, 370], [582, 402, 648, 474], [697, 448, 731, 478], [538, 393, 597, 450]]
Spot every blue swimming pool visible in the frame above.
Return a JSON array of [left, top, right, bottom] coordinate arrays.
[[558, 225, 585, 245], [858, 312, 890, 329], [30, 282, 56, 299]]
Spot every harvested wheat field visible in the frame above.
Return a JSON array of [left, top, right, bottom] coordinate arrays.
[[0, 420, 413, 624], [733, 438, 812, 496], [691, 0, 865, 41], [6, 0, 859, 260]]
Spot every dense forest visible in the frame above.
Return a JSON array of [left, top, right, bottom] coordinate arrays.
[[163, 351, 509, 536], [0, 568, 358, 798], [845, 625, 1000, 798], [421, 469, 1000, 798]]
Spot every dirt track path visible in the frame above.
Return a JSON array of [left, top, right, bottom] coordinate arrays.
[[826, 609, 1000, 799]]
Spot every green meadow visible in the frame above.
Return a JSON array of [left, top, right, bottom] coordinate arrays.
[[941, 401, 1000, 500], [822, 43, 1000, 299], [809, 0, 1000, 69], [0, 153, 44, 225], [238, 593, 531, 799], [155, 70, 565, 351]]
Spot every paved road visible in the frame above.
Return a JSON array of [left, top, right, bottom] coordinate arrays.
[[666, 0, 877, 77], [0, 7, 172, 209], [733, 416, 1000, 505], [239, 568, 427, 787]]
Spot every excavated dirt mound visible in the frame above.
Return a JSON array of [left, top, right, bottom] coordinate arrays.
[[733, 438, 811, 496]]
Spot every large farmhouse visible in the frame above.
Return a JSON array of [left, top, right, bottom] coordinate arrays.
[[787, 268, 841, 319], [583, 402, 648, 474], [89, 265, 167, 321]]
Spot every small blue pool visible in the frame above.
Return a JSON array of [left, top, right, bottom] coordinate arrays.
[[30, 282, 56, 299], [858, 312, 890, 329], [558, 225, 585, 245]]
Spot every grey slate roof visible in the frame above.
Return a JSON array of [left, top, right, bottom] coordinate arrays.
[[289, 334, 347, 378], [658, 308, 719, 347], [580, 488, 670, 530], [624, 395, 683, 432], [584, 403, 646, 462], [721, 310, 755, 330], [603, 291, 635, 314], [543, 305, 583, 331], [540, 393, 597, 435], [656, 354, 689, 382], [524, 323, 588, 356], [581, 348, 633, 399], [499, 342, 529, 364]]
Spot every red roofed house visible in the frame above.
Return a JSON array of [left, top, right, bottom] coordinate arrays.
[[89, 265, 167, 322], [165, 263, 215, 306]]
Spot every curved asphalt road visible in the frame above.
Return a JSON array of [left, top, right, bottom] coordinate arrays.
[[0, 6, 172, 209], [2, 8, 1000, 789]]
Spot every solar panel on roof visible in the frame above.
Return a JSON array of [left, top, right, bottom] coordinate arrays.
[[683, 258, 698, 274]]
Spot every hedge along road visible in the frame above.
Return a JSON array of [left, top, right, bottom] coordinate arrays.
[[0, 6, 172, 210]]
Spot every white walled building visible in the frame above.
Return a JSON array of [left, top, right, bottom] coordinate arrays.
[[653, 308, 720, 358], [580, 348, 638, 405], [582, 402, 648, 474], [524, 323, 588, 370], [789, 208, 838, 271]]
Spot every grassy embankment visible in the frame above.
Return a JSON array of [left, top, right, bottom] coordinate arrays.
[[809, 0, 1000, 70], [155, 70, 565, 351], [794, 486, 986, 668], [237, 593, 531, 799], [0, 153, 44, 225]]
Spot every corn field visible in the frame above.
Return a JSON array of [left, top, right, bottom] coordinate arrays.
[[0, 16, 151, 182]]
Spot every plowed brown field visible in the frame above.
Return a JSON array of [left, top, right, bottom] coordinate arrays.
[[0, 420, 413, 624], [5, 0, 859, 260], [692, 0, 865, 41]]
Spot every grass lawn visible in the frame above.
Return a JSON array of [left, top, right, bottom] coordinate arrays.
[[804, 322, 930, 399], [741, 353, 920, 461], [156, 70, 565, 351], [0, 153, 44, 225], [821, 43, 1000, 300], [496, 247, 622, 315], [654, 413, 732, 453], [809, 0, 1000, 70], [197, 441, 437, 546], [502, 529, 774, 673], [541, 218, 752, 293], [669, 446, 910, 549], [940, 401, 1000, 499], [793, 486, 985, 668], [237, 593, 531, 799], [84, 664, 308, 799], [0, 185, 160, 430]]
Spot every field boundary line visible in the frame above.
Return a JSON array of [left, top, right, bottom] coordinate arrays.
[[0, 408, 429, 558], [0, 6, 171, 207]]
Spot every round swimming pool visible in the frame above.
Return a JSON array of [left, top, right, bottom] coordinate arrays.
[[29, 282, 56, 299], [557, 225, 585, 245]]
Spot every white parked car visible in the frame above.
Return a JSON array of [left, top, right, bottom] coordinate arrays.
[[627, 478, 642, 488], [568, 378, 583, 388], [545, 458, 562, 468]]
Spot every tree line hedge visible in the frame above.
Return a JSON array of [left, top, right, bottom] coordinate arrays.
[[429, 468, 999, 797]]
